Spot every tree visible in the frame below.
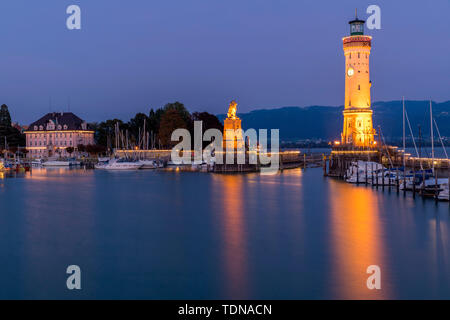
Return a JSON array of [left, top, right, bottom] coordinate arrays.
[[158, 102, 193, 148], [93, 119, 125, 149], [128, 113, 149, 146], [0, 104, 25, 150], [77, 144, 86, 152], [85, 144, 106, 156], [66, 147, 75, 156], [148, 108, 164, 135], [163, 102, 191, 126], [192, 112, 224, 148], [158, 109, 188, 148], [192, 112, 223, 132], [0, 104, 12, 128]]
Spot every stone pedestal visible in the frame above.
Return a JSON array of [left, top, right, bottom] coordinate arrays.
[[223, 117, 244, 151]]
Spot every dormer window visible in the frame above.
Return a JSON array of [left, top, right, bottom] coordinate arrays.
[[81, 122, 87, 130], [57, 125, 62, 130], [39, 125, 43, 131], [63, 124, 68, 130], [47, 120, 55, 130], [34, 126, 38, 130]]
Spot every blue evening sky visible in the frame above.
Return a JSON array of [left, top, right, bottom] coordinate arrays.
[[0, 0, 448, 124]]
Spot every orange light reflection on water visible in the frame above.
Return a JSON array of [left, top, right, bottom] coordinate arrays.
[[214, 174, 249, 298], [328, 179, 392, 299]]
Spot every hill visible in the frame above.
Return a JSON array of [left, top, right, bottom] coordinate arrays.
[[218, 100, 450, 142]]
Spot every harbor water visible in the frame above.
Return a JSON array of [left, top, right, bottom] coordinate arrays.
[[0, 167, 449, 299]]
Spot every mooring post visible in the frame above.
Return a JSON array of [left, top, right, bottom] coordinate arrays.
[[303, 153, 306, 169], [345, 160, 349, 180], [421, 166, 426, 196], [323, 154, 326, 176], [280, 153, 283, 171], [448, 160, 450, 202], [338, 157, 342, 178], [396, 167, 400, 192], [412, 159, 416, 197], [365, 162, 368, 186], [357, 162, 359, 184], [371, 162, 374, 187], [388, 167, 391, 190], [435, 168, 438, 201], [328, 156, 331, 176], [403, 161, 407, 191]]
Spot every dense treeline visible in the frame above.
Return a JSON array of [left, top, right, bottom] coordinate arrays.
[[90, 101, 223, 151]]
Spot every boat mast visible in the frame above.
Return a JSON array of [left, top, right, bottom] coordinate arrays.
[[433, 118, 449, 159], [430, 99, 434, 171], [402, 96, 406, 169], [418, 125, 422, 158]]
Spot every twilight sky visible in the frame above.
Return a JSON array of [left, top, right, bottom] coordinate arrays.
[[0, 0, 448, 124]]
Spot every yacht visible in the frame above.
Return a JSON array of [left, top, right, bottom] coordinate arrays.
[[42, 158, 80, 167], [138, 159, 158, 169], [31, 159, 44, 166], [42, 160, 72, 167], [101, 158, 143, 170]]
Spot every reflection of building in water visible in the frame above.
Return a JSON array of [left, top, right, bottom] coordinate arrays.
[[223, 100, 244, 150], [328, 180, 391, 299], [341, 12, 376, 147]]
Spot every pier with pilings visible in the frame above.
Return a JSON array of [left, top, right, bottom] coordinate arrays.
[[324, 145, 450, 201]]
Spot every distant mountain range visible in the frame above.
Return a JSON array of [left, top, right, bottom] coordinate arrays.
[[218, 100, 450, 142]]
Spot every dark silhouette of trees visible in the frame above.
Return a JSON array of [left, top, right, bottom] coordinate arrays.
[[158, 109, 188, 148], [77, 144, 86, 152], [192, 112, 223, 132], [66, 147, 75, 156], [0, 104, 25, 149], [92, 101, 224, 150], [85, 144, 106, 155], [0, 104, 12, 127]]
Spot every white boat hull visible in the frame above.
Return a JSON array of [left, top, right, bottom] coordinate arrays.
[[43, 161, 71, 167], [103, 165, 143, 170]]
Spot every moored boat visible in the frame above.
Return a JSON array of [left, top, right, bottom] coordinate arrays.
[[438, 183, 449, 201], [102, 158, 143, 170]]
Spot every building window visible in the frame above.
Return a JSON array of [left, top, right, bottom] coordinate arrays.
[[358, 53, 360, 58], [358, 85, 360, 90]]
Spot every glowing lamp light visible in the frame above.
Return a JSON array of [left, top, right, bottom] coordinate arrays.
[[334, 141, 341, 145]]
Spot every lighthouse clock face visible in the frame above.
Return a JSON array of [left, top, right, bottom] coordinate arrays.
[[347, 67, 354, 77]]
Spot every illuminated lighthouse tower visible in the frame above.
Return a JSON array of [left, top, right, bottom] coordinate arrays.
[[341, 12, 376, 147]]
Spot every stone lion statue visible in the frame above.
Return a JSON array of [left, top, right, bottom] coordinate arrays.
[[227, 100, 237, 119]]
